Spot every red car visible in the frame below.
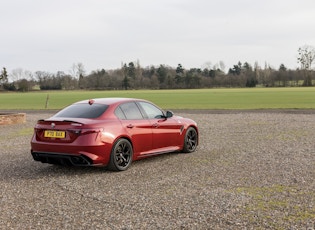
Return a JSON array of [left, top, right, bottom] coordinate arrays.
[[31, 98, 198, 171]]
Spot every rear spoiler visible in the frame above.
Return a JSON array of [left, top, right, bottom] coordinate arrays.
[[37, 119, 84, 125]]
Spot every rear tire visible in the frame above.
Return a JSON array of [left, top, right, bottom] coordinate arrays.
[[107, 138, 133, 171], [182, 127, 198, 153]]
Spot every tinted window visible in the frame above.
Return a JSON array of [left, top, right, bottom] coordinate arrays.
[[53, 104, 108, 118], [138, 102, 164, 119], [119, 102, 143, 120]]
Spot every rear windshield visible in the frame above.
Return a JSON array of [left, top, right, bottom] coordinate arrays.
[[53, 104, 109, 118]]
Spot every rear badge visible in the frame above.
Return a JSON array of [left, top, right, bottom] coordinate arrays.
[[51, 123, 55, 128]]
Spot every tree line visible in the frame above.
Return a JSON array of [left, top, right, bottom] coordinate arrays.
[[1, 45, 314, 92]]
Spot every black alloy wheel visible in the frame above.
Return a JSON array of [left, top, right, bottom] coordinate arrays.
[[182, 127, 198, 153], [108, 138, 133, 171]]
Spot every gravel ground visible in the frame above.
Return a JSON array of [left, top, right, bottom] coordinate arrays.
[[0, 111, 314, 229]]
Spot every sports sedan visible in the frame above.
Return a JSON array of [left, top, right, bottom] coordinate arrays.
[[31, 98, 198, 171]]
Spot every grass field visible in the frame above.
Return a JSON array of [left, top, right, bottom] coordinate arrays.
[[0, 87, 314, 110]]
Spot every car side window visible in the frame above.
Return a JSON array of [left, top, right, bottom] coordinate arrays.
[[114, 106, 126, 119], [138, 102, 164, 119], [118, 102, 144, 120]]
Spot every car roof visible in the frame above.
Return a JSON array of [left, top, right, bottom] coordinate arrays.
[[75, 97, 147, 105]]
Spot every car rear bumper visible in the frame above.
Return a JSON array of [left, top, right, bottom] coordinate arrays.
[[31, 151, 98, 166], [30, 142, 112, 166]]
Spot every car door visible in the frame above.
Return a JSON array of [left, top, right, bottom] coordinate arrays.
[[115, 102, 153, 156], [137, 102, 183, 150]]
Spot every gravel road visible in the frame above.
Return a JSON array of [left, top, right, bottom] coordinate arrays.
[[0, 111, 314, 229]]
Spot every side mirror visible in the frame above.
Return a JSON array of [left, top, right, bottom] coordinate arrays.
[[165, 110, 174, 118]]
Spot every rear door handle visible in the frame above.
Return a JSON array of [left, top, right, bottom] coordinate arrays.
[[127, 124, 134, 128], [152, 123, 158, 128]]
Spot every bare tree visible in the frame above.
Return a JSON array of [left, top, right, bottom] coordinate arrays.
[[219, 61, 225, 72], [70, 63, 86, 79], [297, 45, 315, 86], [10, 68, 33, 82], [201, 61, 212, 70]]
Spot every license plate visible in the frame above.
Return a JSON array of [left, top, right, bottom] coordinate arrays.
[[44, 130, 66, 138]]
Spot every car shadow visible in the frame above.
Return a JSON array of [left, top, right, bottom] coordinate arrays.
[[0, 157, 109, 182], [0, 151, 183, 181]]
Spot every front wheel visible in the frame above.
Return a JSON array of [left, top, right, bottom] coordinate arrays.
[[107, 138, 133, 171], [182, 127, 198, 153]]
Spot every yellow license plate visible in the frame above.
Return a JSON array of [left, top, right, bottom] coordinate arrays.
[[44, 130, 66, 138]]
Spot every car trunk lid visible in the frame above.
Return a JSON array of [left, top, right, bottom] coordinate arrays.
[[34, 118, 102, 143]]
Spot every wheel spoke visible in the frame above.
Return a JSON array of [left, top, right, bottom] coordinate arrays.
[[115, 143, 131, 167], [109, 139, 133, 171], [186, 130, 197, 151]]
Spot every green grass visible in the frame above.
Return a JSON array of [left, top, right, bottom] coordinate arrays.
[[0, 87, 315, 110]]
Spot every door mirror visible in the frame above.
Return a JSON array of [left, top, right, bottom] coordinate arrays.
[[165, 110, 174, 118]]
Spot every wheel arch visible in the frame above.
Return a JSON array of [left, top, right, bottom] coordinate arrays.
[[184, 125, 199, 144], [113, 134, 133, 147]]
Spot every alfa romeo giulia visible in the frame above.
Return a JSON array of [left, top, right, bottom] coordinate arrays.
[[31, 98, 198, 171]]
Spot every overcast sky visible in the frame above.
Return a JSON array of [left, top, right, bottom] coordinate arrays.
[[1, 0, 315, 74]]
